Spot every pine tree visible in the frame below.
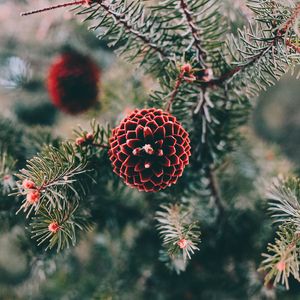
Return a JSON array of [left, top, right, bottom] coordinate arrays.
[[1, 0, 300, 299]]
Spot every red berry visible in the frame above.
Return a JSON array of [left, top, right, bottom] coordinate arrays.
[[177, 239, 189, 249], [85, 132, 94, 140], [108, 108, 191, 192], [76, 137, 86, 146], [181, 63, 193, 73], [47, 50, 100, 115], [276, 260, 286, 272], [48, 222, 60, 233], [22, 179, 36, 189], [26, 190, 40, 204]]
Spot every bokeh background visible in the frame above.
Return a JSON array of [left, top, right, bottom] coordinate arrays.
[[0, 0, 299, 299]]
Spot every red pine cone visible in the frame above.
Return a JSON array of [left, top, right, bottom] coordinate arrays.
[[47, 50, 100, 114], [109, 108, 191, 192]]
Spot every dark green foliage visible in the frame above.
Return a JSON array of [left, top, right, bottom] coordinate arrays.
[[0, 118, 27, 166], [31, 203, 92, 251], [14, 101, 58, 126], [2, 0, 300, 298], [259, 177, 300, 289]]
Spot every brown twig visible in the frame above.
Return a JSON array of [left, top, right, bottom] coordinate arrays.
[[207, 168, 225, 224], [93, 0, 168, 59], [166, 70, 185, 112], [166, 64, 196, 112], [20, 0, 88, 16], [179, 0, 207, 67]]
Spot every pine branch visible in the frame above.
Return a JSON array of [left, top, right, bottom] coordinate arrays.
[[267, 177, 300, 229], [179, 1, 300, 170], [178, 0, 208, 67], [260, 176, 300, 289], [73, 120, 111, 157], [211, 1, 300, 94], [151, 0, 226, 65], [165, 63, 196, 111], [259, 224, 300, 289], [74, 0, 171, 74], [14, 121, 110, 251], [156, 204, 201, 263], [16, 142, 88, 217], [30, 202, 93, 252], [92, 0, 168, 59]]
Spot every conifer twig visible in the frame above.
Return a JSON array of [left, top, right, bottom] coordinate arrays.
[[260, 225, 300, 289], [156, 204, 200, 261], [207, 168, 225, 223], [204, 3, 300, 88], [166, 70, 186, 112], [20, 0, 89, 16], [259, 177, 300, 289], [179, 0, 207, 67], [93, 0, 168, 59], [166, 64, 195, 112]]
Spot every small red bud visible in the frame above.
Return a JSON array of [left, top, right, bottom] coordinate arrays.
[[22, 179, 36, 189], [48, 222, 60, 233], [177, 239, 189, 249], [157, 149, 164, 157], [26, 190, 40, 204], [76, 137, 86, 146], [181, 63, 193, 73], [86, 132, 94, 140], [276, 260, 286, 272]]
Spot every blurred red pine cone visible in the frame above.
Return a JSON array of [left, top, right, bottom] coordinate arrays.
[[47, 50, 100, 114]]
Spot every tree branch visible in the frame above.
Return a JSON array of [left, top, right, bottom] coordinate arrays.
[[207, 168, 225, 223], [93, 0, 168, 59], [166, 69, 186, 112], [20, 0, 88, 16], [204, 3, 300, 87], [179, 0, 207, 67]]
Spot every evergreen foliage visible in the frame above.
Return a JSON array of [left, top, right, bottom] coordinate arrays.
[[1, 0, 300, 297], [260, 177, 300, 289]]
